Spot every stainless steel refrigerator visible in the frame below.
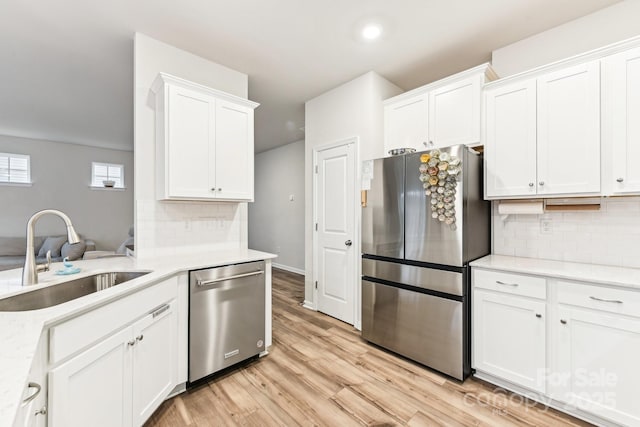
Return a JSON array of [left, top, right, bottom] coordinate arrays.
[[361, 144, 490, 381]]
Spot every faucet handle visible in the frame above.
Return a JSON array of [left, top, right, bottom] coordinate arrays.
[[37, 251, 51, 273]]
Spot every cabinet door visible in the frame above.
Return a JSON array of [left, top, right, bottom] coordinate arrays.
[[484, 80, 537, 198], [555, 306, 640, 426], [49, 327, 133, 427], [16, 335, 48, 427], [167, 85, 216, 199], [473, 290, 546, 393], [131, 300, 177, 426], [384, 94, 429, 155], [602, 47, 640, 194], [429, 75, 481, 147], [214, 99, 254, 200], [537, 62, 600, 196]]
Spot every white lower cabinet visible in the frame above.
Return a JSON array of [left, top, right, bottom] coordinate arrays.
[[48, 300, 177, 427], [132, 302, 177, 426], [554, 306, 640, 426], [473, 290, 546, 393], [473, 266, 640, 426], [14, 334, 48, 427]]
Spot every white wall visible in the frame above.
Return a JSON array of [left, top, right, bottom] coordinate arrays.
[[304, 71, 402, 314], [248, 140, 304, 273], [0, 135, 133, 250], [492, 0, 640, 77], [134, 33, 250, 258]]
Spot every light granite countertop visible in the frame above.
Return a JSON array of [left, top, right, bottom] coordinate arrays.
[[0, 249, 276, 427], [470, 255, 640, 290]]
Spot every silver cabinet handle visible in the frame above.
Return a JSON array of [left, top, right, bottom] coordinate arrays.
[[35, 406, 47, 416], [496, 280, 519, 287], [22, 382, 41, 404], [196, 270, 264, 287], [560, 319, 567, 324], [151, 304, 170, 318], [127, 340, 136, 346], [218, 188, 222, 192], [211, 188, 216, 191], [538, 181, 545, 186], [590, 296, 623, 304], [345, 240, 352, 247], [616, 178, 624, 183], [535, 313, 542, 318], [529, 182, 534, 187], [136, 334, 144, 342]]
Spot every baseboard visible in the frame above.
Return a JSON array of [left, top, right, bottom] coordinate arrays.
[[303, 300, 316, 311], [272, 262, 305, 275]]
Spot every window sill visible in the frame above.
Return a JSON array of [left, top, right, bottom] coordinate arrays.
[[89, 185, 127, 191], [0, 182, 33, 187]]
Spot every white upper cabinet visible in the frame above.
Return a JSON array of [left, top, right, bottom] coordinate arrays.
[[602, 46, 640, 195], [215, 99, 255, 200], [384, 93, 429, 154], [152, 73, 258, 201], [485, 80, 537, 198], [484, 60, 600, 199], [429, 74, 482, 147], [166, 84, 214, 199], [537, 62, 600, 196], [383, 64, 495, 156], [484, 37, 640, 200]]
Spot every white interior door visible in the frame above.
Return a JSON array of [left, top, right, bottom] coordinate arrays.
[[315, 142, 356, 324]]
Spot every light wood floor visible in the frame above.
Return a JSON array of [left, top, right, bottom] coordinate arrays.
[[146, 268, 591, 427]]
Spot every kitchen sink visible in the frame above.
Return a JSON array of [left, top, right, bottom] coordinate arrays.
[[0, 271, 151, 311]]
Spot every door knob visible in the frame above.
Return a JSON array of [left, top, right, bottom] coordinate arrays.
[[345, 240, 352, 247], [539, 181, 545, 186], [617, 177, 624, 183], [529, 182, 534, 187]]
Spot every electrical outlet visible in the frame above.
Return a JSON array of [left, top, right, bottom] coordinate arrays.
[[540, 217, 553, 235]]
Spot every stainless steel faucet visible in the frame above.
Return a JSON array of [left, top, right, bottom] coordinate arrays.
[[22, 209, 80, 286]]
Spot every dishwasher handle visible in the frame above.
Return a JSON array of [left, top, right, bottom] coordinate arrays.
[[196, 270, 264, 287]]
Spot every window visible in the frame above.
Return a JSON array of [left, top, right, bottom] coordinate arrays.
[[0, 152, 31, 184], [91, 162, 124, 188]]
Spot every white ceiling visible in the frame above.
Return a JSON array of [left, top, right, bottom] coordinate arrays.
[[0, 0, 620, 153]]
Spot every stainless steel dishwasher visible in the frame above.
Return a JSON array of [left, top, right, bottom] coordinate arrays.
[[189, 261, 265, 383]]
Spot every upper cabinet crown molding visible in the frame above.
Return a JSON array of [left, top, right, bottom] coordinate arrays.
[[151, 72, 259, 110], [485, 34, 640, 91], [383, 63, 496, 156], [383, 63, 497, 106]]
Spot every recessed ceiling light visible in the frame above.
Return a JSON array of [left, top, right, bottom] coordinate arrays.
[[362, 24, 382, 40]]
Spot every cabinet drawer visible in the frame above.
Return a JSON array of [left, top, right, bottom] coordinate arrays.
[[50, 276, 178, 364], [473, 269, 546, 300], [557, 280, 640, 318]]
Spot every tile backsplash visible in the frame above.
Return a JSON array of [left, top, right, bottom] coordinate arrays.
[[135, 200, 247, 258], [492, 197, 640, 268]]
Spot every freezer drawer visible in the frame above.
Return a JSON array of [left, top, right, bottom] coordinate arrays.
[[189, 261, 265, 383], [362, 279, 465, 380], [362, 257, 464, 296]]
